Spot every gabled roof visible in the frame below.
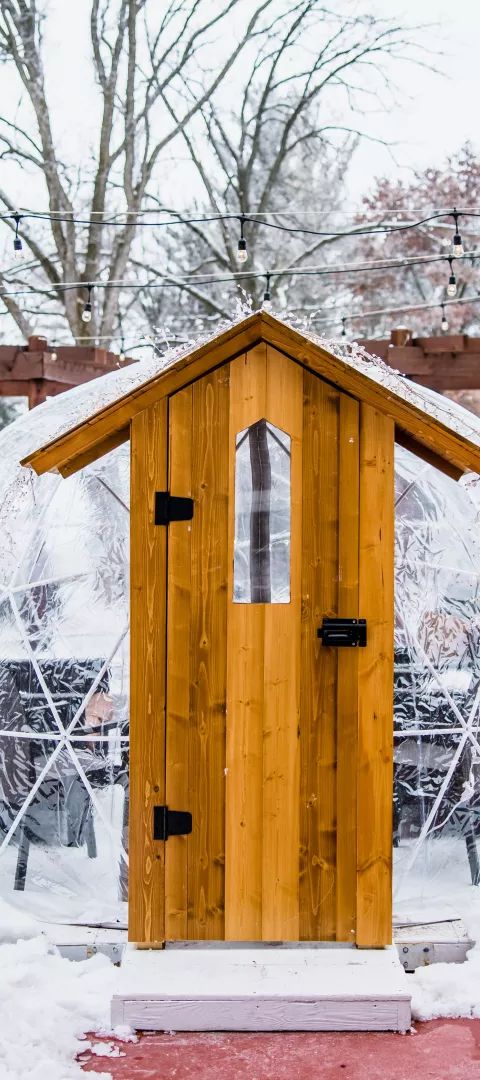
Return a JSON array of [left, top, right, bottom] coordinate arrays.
[[21, 311, 480, 479]]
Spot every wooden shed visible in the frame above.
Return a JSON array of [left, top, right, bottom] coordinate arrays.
[[22, 312, 480, 953]]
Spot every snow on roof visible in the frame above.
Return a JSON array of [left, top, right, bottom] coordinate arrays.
[[3, 307, 480, 502]]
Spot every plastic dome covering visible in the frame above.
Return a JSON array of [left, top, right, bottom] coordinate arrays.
[[0, 388, 130, 926], [1, 316, 480, 929]]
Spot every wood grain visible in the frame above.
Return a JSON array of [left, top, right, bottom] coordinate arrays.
[[128, 342, 394, 946], [300, 372, 339, 941], [25, 318, 264, 477], [115, 996, 411, 1033], [165, 387, 193, 940], [225, 346, 267, 940], [188, 367, 230, 939], [129, 400, 168, 945], [336, 395, 360, 943], [356, 403, 395, 948], [225, 346, 302, 940], [262, 347, 302, 940]]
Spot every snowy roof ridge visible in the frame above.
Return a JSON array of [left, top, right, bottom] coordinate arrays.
[[4, 306, 480, 481]]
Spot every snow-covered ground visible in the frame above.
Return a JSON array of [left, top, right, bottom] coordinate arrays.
[[393, 840, 480, 1021], [2, 851, 480, 1080], [0, 899, 125, 1080]]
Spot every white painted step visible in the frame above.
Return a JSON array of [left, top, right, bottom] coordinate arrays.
[[112, 944, 411, 1032]]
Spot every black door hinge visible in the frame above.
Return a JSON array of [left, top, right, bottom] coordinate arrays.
[[317, 617, 367, 648], [153, 805, 193, 841], [154, 491, 194, 525]]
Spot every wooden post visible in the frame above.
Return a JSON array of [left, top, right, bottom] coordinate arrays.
[[356, 404, 395, 947], [129, 400, 168, 944]]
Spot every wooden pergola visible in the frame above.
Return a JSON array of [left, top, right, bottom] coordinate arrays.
[[359, 328, 480, 392], [1, 329, 479, 415], [0, 335, 133, 409]]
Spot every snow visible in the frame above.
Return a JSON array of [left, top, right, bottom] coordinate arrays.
[[394, 842, 480, 1021], [1, 881, 480, 1074], [412, 945, 480, 1021], [408, 879, 480, 1022], [0, 896, 43, 943], [0, 898, 123, 1080]]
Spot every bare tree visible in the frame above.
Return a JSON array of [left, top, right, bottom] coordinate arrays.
[[328, 143, 480, 340], [0, 0, 276, 342], [137, 4, 430, 334]]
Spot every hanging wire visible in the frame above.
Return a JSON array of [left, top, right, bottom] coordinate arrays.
[[1, 205, 480, 240], [0, 250, 477, 298]]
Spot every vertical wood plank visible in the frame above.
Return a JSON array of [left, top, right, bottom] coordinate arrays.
[[188, 366, 230, 939], [300, 372, 340, 941], [357, 403, 394, 948], [129, 401, 168, 944], [225, 346, 267, 940], [262, 347, 303, 941], [336, 395, 360, 943], [165, 387, 193, 940], [226, 346, 302, 941]]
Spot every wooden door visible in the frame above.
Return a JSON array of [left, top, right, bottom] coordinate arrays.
[[129, 344, 394, 947]]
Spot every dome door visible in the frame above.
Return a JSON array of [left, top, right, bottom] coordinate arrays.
[[129, 342, 395, 949]]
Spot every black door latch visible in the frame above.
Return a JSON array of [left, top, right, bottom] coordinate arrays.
[[317, 617, 367, 648], [153, 805, 193, 841], [154, 491, 194, 526]]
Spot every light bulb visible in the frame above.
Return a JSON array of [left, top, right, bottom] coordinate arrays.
[[447, 276, 457, 298], [82, 302, 92, 323], [237, 237, 248, 263], [441, 317, 449, 331], [50, 350, 58, 362], [263, 297, 272, 311], [452, 233, 464, 258], [119, 350, 126, 362], [13, 213, 23, 260]]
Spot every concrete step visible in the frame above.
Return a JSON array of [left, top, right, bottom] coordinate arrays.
[[111, 944, 411, 1033]]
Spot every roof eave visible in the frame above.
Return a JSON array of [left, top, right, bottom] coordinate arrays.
[[21, 311, 480, 479]]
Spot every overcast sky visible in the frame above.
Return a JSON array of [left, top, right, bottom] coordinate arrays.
[[0, 0, 477, 209], [348, 0, 480, 199]]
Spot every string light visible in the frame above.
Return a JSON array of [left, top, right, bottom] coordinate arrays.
[[341, 316, 347, 337], [119, 334, 126, 362], [13, 214, 23, 259], [3, 204, 480, 241], [441, 303, 449, 332], [81, 284, 93, 323], [237, 215, 248, 263], [262, 272, 272, 310], [451, 207, 464, 258], [447, 258, 457, 297]]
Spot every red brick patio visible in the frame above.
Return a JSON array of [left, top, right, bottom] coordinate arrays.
[[80, 1019, 480, 1079]]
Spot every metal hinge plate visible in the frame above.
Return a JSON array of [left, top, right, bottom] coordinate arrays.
[[153, 805, 193, 841], [154, 491, 194, 526]]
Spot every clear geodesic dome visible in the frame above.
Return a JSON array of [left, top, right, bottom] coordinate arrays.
[[0, 317, 480, 930], [394, 447, 480, 923], [0, 432, 130, 925]]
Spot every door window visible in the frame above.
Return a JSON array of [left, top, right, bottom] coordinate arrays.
[[233, 419, 291, 603]]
